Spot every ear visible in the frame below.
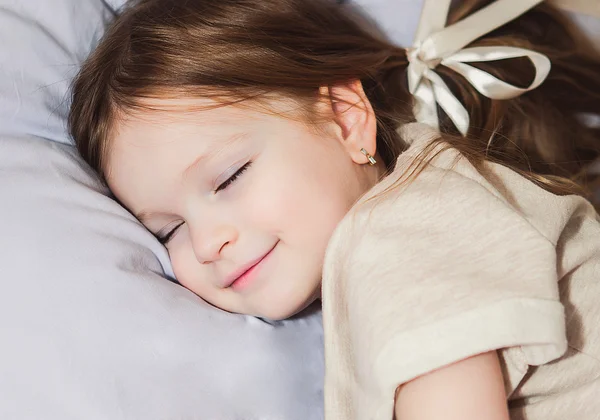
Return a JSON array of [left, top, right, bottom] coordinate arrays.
[[321, 80, 378, 165]]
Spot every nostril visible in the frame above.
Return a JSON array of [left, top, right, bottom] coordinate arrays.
[[190, 224, 238, 264], [219, 240, 230, 254]]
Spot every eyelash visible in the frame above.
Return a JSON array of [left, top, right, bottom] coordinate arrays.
[[158, 222, 183, 245], [215, 161, 252, 193], [157, 161, 252, 245]]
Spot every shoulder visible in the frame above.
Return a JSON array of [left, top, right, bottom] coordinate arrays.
[[336, 146, 530, 253], [354, 123, 512, 220], [339, 123, 597, 251], [324, 124, 588, 283]]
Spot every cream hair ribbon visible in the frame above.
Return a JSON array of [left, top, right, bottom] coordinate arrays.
[[408, 0, 552, 136]]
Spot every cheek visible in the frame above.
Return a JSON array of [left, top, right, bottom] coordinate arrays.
[[242, 154, 353, 245], [168, 246, 195, 287], [167, 243, 213, 297]]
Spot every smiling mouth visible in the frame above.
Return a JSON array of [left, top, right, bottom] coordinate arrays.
[[223, 242, 279, 290]]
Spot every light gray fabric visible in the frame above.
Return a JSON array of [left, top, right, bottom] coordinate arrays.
[[349, 0, 423, 46], [0, 135, 324, 419], [0, 0, 324, 418], [0, 0, 111, 144], [569, 11, 600, 51]]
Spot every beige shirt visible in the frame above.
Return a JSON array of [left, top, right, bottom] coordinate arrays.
[[322, 124, 600, 420]]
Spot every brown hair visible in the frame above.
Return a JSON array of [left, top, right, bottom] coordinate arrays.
[[69, 0, 600, 206]]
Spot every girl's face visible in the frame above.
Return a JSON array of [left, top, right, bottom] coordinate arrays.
[[107, 87, 381, 320]]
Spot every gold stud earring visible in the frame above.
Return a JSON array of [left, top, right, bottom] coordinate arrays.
[[360, 148, 377, 166]]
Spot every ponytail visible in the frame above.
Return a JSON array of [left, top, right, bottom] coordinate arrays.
[[368, 0, 600, 205]]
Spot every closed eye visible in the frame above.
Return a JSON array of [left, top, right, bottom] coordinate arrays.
[[157, 221, 184, 245], [215, 161, 252, 193], [157, 162, 252, 245]]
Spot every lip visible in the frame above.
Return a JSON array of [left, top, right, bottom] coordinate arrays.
[[223, 242, 278, 290]]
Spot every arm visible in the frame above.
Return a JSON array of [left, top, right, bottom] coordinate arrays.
[[394, 351, 509, 420]]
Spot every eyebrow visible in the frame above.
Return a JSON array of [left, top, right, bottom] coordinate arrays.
[[134, 132, 249, 224], [134, 209, 157, 224], [182, 132, 249, 181]]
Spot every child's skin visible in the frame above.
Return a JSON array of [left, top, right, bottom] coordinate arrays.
[[107, 84, 382, 320], [106, 82, 510, 419]]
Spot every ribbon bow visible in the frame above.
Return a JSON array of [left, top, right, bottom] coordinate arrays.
[[408, 0, 551, 136]]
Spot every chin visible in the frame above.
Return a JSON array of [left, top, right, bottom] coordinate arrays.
[[258, 293, 319, 321], [258, 304, 304, 321]]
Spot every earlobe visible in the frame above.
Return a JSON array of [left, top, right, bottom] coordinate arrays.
[[360, 148, 377, 166], [325, 80, 378, 165]]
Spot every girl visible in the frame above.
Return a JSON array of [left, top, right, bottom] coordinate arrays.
[[69, 0, 600, 418]]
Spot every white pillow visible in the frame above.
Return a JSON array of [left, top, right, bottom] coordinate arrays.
[[0, 1, 324, 418]]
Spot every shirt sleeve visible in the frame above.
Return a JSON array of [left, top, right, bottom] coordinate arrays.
[[322, 159, 568, 402]]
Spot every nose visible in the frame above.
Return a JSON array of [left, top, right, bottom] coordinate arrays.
[[189, 222, 239, 264]]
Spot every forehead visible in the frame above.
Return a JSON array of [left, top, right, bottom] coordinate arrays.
[[105, 100, 242, 204], [114, 99, 249, 140], [108, 95, 306, 147], [107, 95, 314, 156], [104, 97, 307, 209], [109, 99, 258, 163]]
